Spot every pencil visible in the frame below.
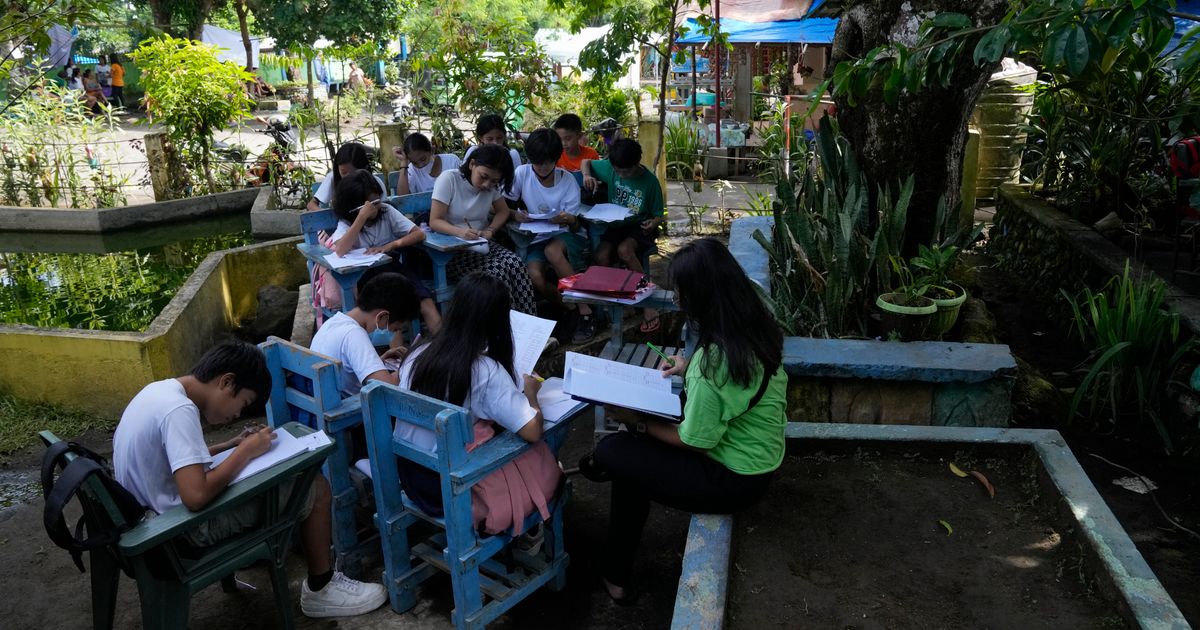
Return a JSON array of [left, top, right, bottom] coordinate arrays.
[[646, 342, 676, 367]]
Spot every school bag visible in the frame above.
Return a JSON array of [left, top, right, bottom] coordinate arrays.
[[41, 440, 148, 572], [466, 421, 563, 536], [1169, 136, 1200, 179]]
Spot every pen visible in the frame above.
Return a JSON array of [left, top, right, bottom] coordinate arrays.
[[533, 375, 545, 382], [646, 342, 676, 367]]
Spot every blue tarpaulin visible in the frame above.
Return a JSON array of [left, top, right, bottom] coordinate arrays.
[[676, 17, 838, 45], [1171, 1, 1200, 52]]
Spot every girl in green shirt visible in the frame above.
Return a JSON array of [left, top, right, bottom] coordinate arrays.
[[579, 237, 787, 603]]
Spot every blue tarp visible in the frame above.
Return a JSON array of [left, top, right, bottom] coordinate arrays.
[[676, 17, 838, 45], [1171, 1, 1200, 52]]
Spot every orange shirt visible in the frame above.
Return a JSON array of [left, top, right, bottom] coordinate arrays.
[[111, 63, 125, 87], [557, 144, 600, 172]]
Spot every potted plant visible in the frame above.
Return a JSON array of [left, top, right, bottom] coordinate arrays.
[[909, 244, 967, 336], [876, 256, 937, 340]]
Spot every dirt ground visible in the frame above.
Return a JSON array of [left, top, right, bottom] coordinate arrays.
[[728, 449, 1124, 630], [0, 408, 692, 629]]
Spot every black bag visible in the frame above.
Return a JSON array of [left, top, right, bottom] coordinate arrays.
[[41, 441, 147, 572], [581, 181, 608, 206]]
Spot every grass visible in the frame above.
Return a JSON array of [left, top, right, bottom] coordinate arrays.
[[0, 394, 111, 454]]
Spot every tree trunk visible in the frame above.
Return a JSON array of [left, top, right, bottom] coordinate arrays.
[[235, 0, 253, 71], [147, 0, 174, 35], [827, 0, 1008, 254], [653, 0, 681, 172], [306, 54, 315, 105]]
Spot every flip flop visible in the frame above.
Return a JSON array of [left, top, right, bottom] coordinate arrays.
[[639, 315, 661, 334]]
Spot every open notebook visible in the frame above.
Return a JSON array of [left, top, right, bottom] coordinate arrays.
[[562, 352, 681, 420], [211, 428, 333, 485]]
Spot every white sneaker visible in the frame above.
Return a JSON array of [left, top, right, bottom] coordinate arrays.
[[300, 571, 388, 618], [515, 523, 545, 556]]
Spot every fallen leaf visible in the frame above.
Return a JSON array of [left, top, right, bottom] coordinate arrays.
[[938, 520, 953, 535], [949, 463, 969, 477], [970, 470, 996, 498]]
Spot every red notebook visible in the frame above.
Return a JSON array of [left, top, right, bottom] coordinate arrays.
[[569, 266, 648, 298]]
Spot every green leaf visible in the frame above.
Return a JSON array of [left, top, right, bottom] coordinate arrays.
[[930, 13, 972, 30], [973, 25, 1009, 65], [1064, 25, 1091, 75]]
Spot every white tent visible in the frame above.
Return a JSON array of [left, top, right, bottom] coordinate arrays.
[[200, 24, 262, 67]]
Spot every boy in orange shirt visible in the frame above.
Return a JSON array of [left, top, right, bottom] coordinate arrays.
[[553, 113, 600, 172]]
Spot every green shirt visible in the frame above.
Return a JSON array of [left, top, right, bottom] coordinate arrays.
[[677, 347, 788, 475], [589, 159, 665, 224]]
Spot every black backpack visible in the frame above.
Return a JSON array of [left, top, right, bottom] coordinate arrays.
[[41, 441, 147, 572]]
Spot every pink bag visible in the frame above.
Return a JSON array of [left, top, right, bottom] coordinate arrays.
[[312, 231, 344, 326], [465, 421, 563, 536]]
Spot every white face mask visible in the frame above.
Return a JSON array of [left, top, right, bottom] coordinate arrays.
[[372, 313, 390, 334]]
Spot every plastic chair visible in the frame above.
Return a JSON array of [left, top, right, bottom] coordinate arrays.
[[260, 337, 373, 576], [359, 381, 571, 630], [39, 423, 332, 630]]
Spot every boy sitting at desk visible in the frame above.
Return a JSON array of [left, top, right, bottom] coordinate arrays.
[[310, 272, 422, 397], [553, 113, 600, 173], [580, 138, 666, 333], [112, 340, 388, 618]]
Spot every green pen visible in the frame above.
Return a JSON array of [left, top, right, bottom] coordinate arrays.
[[646, 342, 676, 368]]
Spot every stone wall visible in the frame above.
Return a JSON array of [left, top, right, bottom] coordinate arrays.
[[990, 183, 1200, 336]]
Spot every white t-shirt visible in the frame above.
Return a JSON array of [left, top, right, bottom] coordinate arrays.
[[393, 345, 537, 453], [95, 63, 111, 86], [329, 204, 417, 249], [310, 312, 388, 396], [407, 154, 462, 194], [431, 169, 502, 230], [463, 145, 521, 172], [313, 171, 387, 205], [112, 379, 212, 515], [510, 165, 583, 216]]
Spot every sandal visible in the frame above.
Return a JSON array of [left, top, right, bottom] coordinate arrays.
[[577, 455, 611, 482], [639, 315, 661, 334]]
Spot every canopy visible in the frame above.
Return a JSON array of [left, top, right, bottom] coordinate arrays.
[[201, 24, 262, 67], [1171, 1, 1200, 52], [676, 17, 838, 45]]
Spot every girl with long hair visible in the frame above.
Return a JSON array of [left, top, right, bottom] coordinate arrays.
[[580, 237, 788, 603], [307, 142, 384, 212]]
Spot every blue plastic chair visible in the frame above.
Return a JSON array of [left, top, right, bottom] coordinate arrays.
[[360, 381, 571, 630]]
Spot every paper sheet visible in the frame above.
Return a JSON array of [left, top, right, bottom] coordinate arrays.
[[525, 208, 563, 220], [519, 221, 568, 235], [323, 248, 388, 270], [537, 377, 587, 425], [563, 352, 680, 418], [510, 310, 557, 378], [211, 428, 333, 485], [583, 203, 632, 223]]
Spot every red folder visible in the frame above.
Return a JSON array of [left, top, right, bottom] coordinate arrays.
[[570, 266, 648, 298]]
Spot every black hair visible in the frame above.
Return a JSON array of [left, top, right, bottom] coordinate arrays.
[[524, 128, 563, 165], [332, 142, 371, 188], [475, 114, 508, 141], [403, 132, 433, 155], [332, 169, 384, 222], [357, 272, 421, 322], [460, 144, 514, 194], [189, 340, 272, 402], [609, 138, 642, 169], [668, 238, 782, 388], [552, 113, 584, 134], [407, 272, 515, 406]]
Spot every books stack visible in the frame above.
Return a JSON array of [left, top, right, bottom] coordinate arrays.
[[557, 265, 656, 305]]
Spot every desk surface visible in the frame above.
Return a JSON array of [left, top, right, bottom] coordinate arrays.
[[424, 231, 485, 252]]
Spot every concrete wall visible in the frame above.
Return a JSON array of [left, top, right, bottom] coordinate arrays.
[[0, 237, 305, 417], [0, 188, 262, 233]]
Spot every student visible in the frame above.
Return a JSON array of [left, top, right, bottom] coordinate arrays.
[[553, 113, 600, 172], [95, 55, 112, 94], [309, 272, 421, 396], [394, 272, 558, 542], [111, 341, 388, 618], [509, 128, 596, 342], [109, 55, 125, 108], [580, 138, 666, 332], [328, 169, 441, 335], [429, 144, 537, 314], [391, 132, 462, 195], [66, 67, 83, 91], [81, 68, 106, 112], [578, 238, 787, 604], [307, 142, 385, 212], [463, 113, 522, 174]]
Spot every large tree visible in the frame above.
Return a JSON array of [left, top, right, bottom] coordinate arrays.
[[817, 0, 1198, 252]]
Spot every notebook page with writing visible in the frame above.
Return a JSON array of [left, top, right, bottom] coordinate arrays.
[[562, 352, 680, 418], [537, 377, 588, 425], [211, 429, 318, 485], [510, 310, 557, 378]]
